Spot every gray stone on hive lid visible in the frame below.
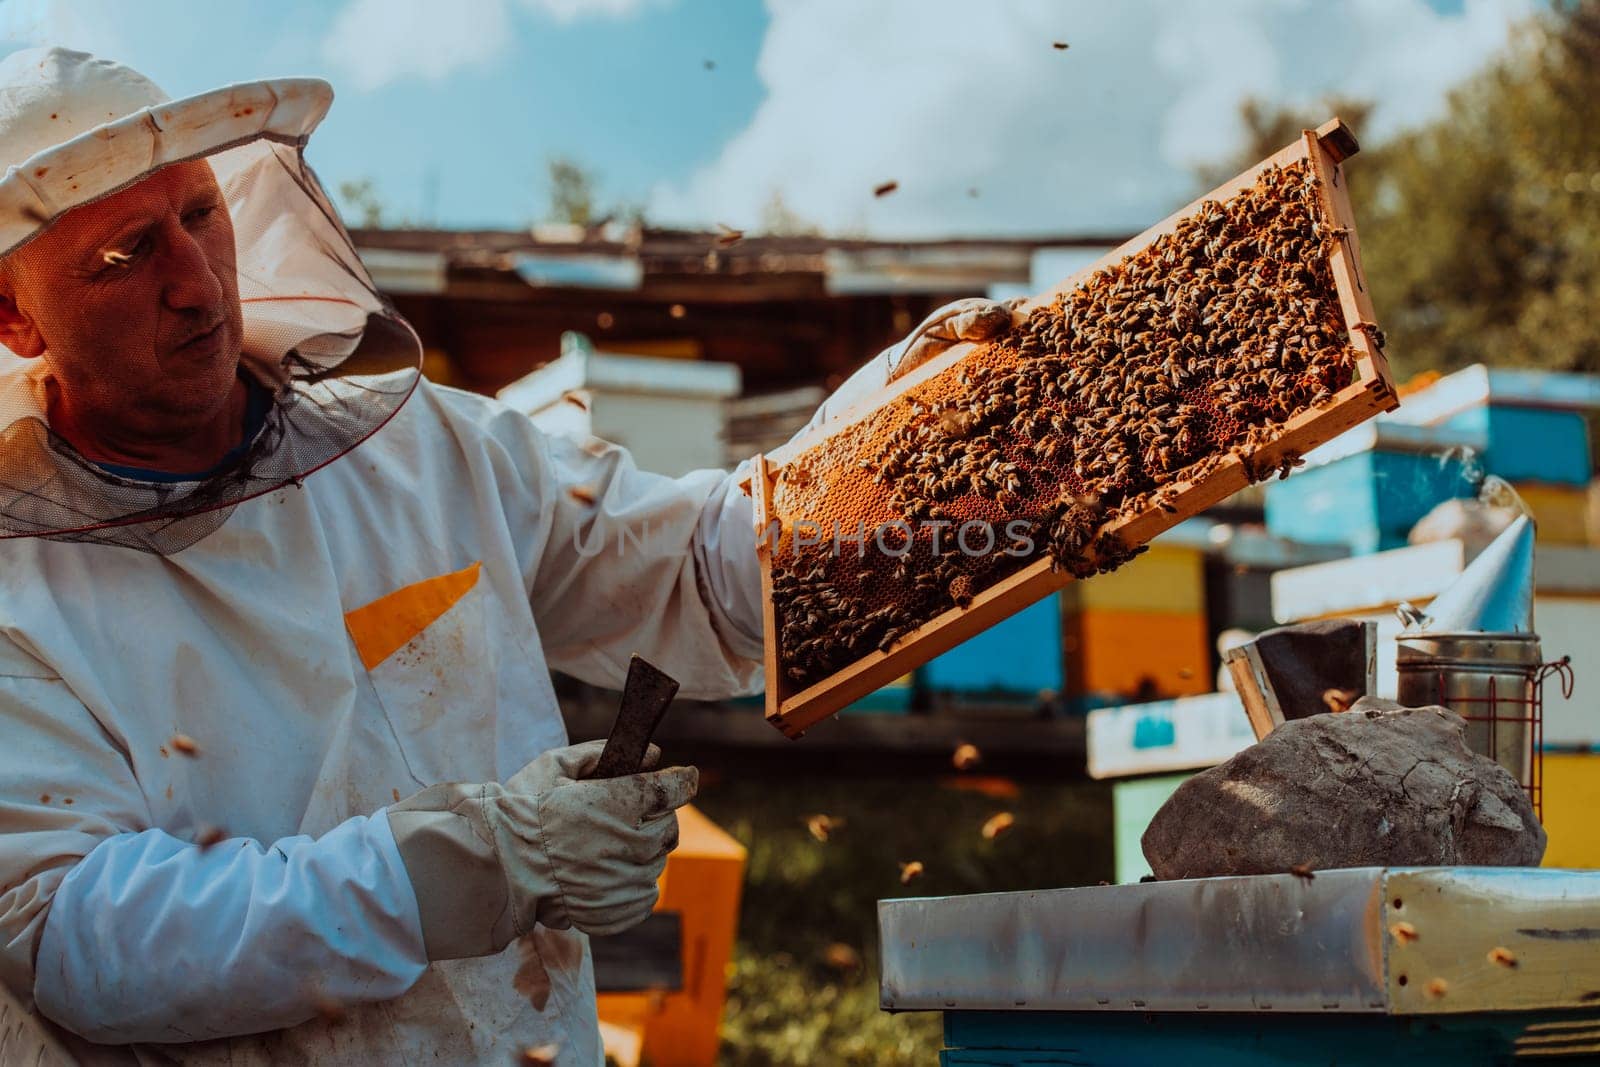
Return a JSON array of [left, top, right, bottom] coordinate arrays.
[[1140, 697, 1546, 880]]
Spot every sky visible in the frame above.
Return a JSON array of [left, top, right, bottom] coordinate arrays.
[[0, 0, 1537, 238]]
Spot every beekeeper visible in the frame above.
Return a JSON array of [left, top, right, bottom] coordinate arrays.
[[0, 47, 1015, 1066]]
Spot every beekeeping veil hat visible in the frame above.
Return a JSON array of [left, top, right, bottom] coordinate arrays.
[[0, 47, 421, 552]]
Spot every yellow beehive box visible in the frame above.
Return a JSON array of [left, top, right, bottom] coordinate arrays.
[[1588, 479, 1600, 546], [1542, 753, 1600, 869], [1513, 482, 1591, 545], [596, 804, 747, 1067], [1058, 543, 1206, 616]]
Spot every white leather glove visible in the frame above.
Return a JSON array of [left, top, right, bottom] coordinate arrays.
[[798, 296, 1021, 436], [386, 740, 697, 960]]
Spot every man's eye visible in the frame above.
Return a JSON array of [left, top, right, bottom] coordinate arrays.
[[183, 206, 217, 225]]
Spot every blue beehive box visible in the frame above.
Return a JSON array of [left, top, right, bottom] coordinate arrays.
[[1264, 422, 1483, 555], [921, 593, 1064, 705], [1389, 365, 1599, 486], [1440, 405, 1592, 486]]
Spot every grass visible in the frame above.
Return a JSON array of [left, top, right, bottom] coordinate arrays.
[[692, 771, 1114, 1065]]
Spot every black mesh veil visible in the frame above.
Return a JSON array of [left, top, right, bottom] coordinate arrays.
[[0, 137, 422, 554]]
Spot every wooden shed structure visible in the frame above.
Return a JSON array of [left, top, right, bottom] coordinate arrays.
[[352, 224, 1126, 400]]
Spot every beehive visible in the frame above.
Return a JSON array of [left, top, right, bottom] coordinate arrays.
[[750, 119, 1397, 737]]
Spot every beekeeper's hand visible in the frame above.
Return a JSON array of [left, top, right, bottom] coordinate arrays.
[[386, 740, 697, 960], [798, 296, 1021, 437]]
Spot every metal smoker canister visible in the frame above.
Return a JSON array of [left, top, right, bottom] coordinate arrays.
[[1395, 631, 1542, 794]]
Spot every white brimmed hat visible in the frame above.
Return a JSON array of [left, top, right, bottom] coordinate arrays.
[[0, 46, 332, 256]]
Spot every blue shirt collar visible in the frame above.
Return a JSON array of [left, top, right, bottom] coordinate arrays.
[[91, 377, 273, 484]]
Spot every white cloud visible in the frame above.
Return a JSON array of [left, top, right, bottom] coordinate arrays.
[[520, 0, 665, 22], [0, 0, 127, 57], [650, 0, 1534, 237], [320, 0, 667, 91], [321, 0, 512, 91]]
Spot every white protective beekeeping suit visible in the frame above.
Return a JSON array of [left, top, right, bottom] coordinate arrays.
[[0, 47, 1014, 1066]]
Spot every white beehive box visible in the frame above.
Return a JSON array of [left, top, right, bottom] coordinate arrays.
[[498, 334, 742, 478]]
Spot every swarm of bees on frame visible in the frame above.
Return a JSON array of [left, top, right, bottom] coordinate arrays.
[[770, 160, 1368, 689]]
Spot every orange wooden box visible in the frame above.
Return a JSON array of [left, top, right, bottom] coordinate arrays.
[[596, 805, 747, 1067], [1062, 609, 1211, 701], [747, 118, 1397, 738]]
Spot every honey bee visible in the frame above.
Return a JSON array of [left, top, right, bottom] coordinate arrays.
[[824, 942, 863, 973], [938, 408, 976, 437], [800, 819, 838, 844], [981, 812, 1016, 841]]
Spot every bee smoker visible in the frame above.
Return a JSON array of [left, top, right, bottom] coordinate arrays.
[[1396, 631, 1572, 816], [1394, 512, 1575, 816]]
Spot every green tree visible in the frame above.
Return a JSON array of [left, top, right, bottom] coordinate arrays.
[[1358, 0, 1600, 377], [546, 157, 598, 227], [337, 178, 386, 228], [1190, 3, 1600, 380]]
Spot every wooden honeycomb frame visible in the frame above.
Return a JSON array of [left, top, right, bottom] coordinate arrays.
[[748, 119, 1397, 738]]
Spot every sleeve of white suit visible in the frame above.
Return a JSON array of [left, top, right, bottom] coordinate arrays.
[[35, 814, 426, 1043], [529, 432, 765, 698], [433, 385, 764, 700], [0, 664, 428, 1044]]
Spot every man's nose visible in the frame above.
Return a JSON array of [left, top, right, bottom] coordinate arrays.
[[158, 224, 226, 314]]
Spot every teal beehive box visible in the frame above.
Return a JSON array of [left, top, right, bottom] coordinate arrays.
[[1440, 405, 1592, 486], [1392, 365, 1600, 487], [922, 594, 1064, 707], [1264, 421, 1483, 555]]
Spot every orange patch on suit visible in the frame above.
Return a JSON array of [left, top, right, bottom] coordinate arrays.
[[344, 562, 483, 670]]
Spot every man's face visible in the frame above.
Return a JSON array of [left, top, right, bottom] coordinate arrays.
[[0, 160, 244, 446]]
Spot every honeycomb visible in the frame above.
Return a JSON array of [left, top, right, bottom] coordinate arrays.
[[769, 160, 1367, 690]]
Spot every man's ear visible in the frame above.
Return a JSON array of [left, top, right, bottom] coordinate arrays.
[[0, 289, 45, 358]]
